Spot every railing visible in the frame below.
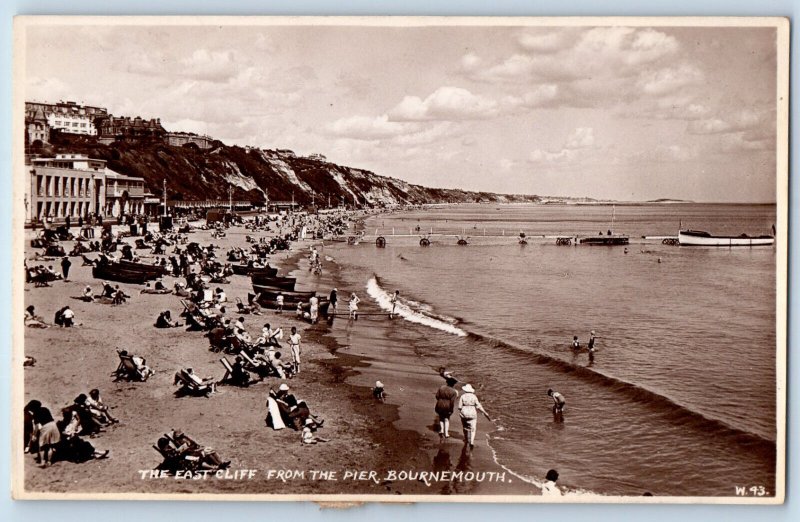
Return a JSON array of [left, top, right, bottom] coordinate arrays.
[[167, 200, 254, 209]]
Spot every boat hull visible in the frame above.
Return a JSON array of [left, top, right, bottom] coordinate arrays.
[[678, 230, 774, 247], [579, 235, 629, 246], [250, 274, 297, 291], [231, 264, 278, 277]]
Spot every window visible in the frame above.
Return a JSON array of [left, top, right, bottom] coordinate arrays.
[[55, 120, 62, 125]]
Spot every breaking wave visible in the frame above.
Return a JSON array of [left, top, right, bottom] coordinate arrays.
[[367, 276, 467, 337]]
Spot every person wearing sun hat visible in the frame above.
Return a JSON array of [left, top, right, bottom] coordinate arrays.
[[457, 383, 491, 450], [373, 381, 386, 402]]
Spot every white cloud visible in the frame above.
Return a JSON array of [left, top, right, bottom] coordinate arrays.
[[565, 127, 595, 149], [328, 114, 414, 140], [638, 63, 705, 96], [687, 108, 769, 135], [460, 52, 482, 71], [503, 84, 561, 108], [179, 49, 239, 83], [388, 86, 499, 121], [516, 30, 573, 53], [627, 144, 699, 163], [26, 76, 71, 102], [499, 158, 516, 170]]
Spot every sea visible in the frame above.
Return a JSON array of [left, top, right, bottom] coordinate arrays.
[[309, 203, 777, 497]]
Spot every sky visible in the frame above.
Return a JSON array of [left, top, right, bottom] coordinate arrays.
[[23, 21, 780, 202]]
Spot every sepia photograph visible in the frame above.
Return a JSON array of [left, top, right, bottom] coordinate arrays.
[[11, 16, 788, 502]]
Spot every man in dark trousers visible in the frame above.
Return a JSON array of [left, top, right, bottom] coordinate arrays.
[[61, 256, 72, 281]]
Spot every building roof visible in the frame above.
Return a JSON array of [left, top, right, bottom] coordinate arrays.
[[104, 167, 145, 182]]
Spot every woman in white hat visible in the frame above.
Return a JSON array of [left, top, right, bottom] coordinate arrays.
[[457, 384, 491, 449]]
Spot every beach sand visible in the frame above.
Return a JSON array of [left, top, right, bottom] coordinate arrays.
[[20, 220, 536, 498]]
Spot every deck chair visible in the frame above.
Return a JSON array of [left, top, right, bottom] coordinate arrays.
[[81, 255, 95, 266], [113, 351, 149, 382], [219, 357, 250, 387], [173, 370, 214, 397], [239, 350, 273, 379]]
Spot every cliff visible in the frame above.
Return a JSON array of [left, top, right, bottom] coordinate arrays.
[[36, 133, 542, 206]]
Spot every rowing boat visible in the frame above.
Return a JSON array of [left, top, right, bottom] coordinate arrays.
[[231, 264, 278, 277], [250, 274, 297, 291]]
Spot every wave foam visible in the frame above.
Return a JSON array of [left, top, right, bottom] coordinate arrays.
[[366, 276, 467, 337]]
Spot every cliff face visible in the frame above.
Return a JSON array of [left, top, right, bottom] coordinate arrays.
[[38, 134, 540, 206]]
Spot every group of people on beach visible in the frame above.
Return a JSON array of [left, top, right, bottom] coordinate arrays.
[[24, 389, 115, 468]]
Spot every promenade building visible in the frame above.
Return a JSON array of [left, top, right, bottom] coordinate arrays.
[[25, 100, 108, 137], [26, 154, 107, 224], [25, 153, 149, 224], [103, 169, 147, 217]]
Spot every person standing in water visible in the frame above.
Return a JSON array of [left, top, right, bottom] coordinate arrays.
[[571, 336, 581, 350], [390, 290, 400, 318], [329, 288, 338, 316], [457, 384, 491, 450], [588, 330, 598, 362], [435, 376, 459, 442], [348, 292, 360, 320], [547, 388, 566, 414]]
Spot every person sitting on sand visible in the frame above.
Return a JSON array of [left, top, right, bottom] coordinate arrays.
[[214, 288, 227, 304], [101, 282, 115, 299], [270, 384, 298, 425], [547, 388, 566, 414], [156, 430, 229, 472], [155, 310, 182, 328], [181, 368, 216, 391], [67, 394, 105, 437], [288, 400, 324, 431], [24, 305, 48, 328], [58, 306, 75, 327], [301, 418, 330, 444], [267, 349, 293, 378], [173, 281, 191, 298], [229, 356, 252, 387], [141, 282, 170, 295], [373, 381, 387, 402], [119, 350, 155, 380], [256, 323, 283, 348], [542, 469, 563, 496], [85, 389, 119, 425], [81, 285, 95, 302]]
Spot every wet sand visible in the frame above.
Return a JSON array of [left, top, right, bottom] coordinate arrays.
[[21, 221, 536, 497]]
